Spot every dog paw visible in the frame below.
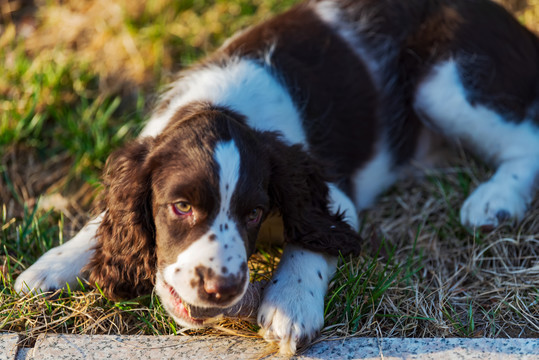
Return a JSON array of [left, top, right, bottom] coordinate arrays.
[[14, 246, 89, 295], [460, 180, 529, 230], [257, 278, 324, 355], [15, 218, 100, 296]]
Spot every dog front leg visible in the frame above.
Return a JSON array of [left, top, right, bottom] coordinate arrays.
[[14, 214, 102, 294], [257, 243, 338, 355]]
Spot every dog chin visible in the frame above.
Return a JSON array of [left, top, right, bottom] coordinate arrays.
[[155, 275, 234, 328]]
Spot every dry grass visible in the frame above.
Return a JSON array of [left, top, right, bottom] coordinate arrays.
[[1, 0, 538, 347], [326, 153, 539, 339]]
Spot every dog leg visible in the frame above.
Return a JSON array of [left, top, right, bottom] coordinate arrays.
[[258, 184, 358, 354], [257, 244, 337, 355], [14, 214, 102, 294], [414, 59, 539, 228]]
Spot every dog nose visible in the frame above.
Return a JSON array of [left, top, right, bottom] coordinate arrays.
[[195, 266, 247, 304], [203, 279, 241, 302]]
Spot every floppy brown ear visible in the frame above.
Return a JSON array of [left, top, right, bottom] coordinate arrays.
[[264, 134, 362, 256], [86, 137, 156, 299]]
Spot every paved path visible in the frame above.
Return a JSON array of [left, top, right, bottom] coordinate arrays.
[[2, 334, 539, 359]]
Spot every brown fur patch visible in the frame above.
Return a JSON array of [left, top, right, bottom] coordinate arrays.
[[406, 6, 463, 62], [86, 138, 157, 299]]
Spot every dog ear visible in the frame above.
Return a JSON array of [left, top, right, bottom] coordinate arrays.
[[86, 137, 156, 299], [264, 133, 362, 256]]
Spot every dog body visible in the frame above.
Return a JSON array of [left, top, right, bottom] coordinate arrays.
[[15, 0, 539, 354]]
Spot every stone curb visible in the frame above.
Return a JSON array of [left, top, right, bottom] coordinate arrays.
[[0, 334, 18, 360], [2, 334, 539, 359]]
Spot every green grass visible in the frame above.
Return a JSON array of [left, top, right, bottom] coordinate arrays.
[[0, 45, 139, 197], [326, 235, 418, 327], [0, 0, 300, 187], [1, 0, 539, 346]]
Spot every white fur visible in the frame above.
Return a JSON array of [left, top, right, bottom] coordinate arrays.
[[415, 60, 539, 227], [414, 60, 539, 163], [258, 244, 337, 355], [214, 140, 241, 213], [352, 141, 398, 211], [141, 59, 306, 146], [14, 214, 103, 294], [460, 158, 539, 228], [328, 183, 360, 231], [258, 183, 357, 355], [157, 140, 249, 307]]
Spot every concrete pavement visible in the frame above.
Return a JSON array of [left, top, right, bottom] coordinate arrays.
[[2, 333, 539, 359]]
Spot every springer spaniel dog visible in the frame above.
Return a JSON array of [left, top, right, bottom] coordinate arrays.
[[15, 0, 539, 354]]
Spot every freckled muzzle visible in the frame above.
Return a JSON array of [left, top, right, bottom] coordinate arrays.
[[159, 228, 251, 309], [158, 262, 249, 328]]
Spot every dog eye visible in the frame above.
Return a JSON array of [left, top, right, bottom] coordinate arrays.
[[172, 201, 192, 216], [247, 208, 263, 225]]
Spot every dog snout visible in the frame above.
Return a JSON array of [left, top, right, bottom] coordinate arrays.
[[194, 265, 247, 305]]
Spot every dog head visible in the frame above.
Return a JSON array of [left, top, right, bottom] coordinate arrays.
[[86, 103, 361, 326]]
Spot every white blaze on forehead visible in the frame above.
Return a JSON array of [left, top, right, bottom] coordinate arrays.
[[214, 140, 241, 213]]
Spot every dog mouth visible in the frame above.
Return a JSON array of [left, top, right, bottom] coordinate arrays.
[[165, 282, 228, 325]]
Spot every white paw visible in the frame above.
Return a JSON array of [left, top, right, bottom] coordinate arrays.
[[257, 276, 324, 355], [14, 247, 82, 295], [15, 217, 100, 295], [460, 180, 529, 229], [14, 234, 97, 295]]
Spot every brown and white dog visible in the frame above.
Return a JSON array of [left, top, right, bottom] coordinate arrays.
[[15, 0, 539, 354]]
